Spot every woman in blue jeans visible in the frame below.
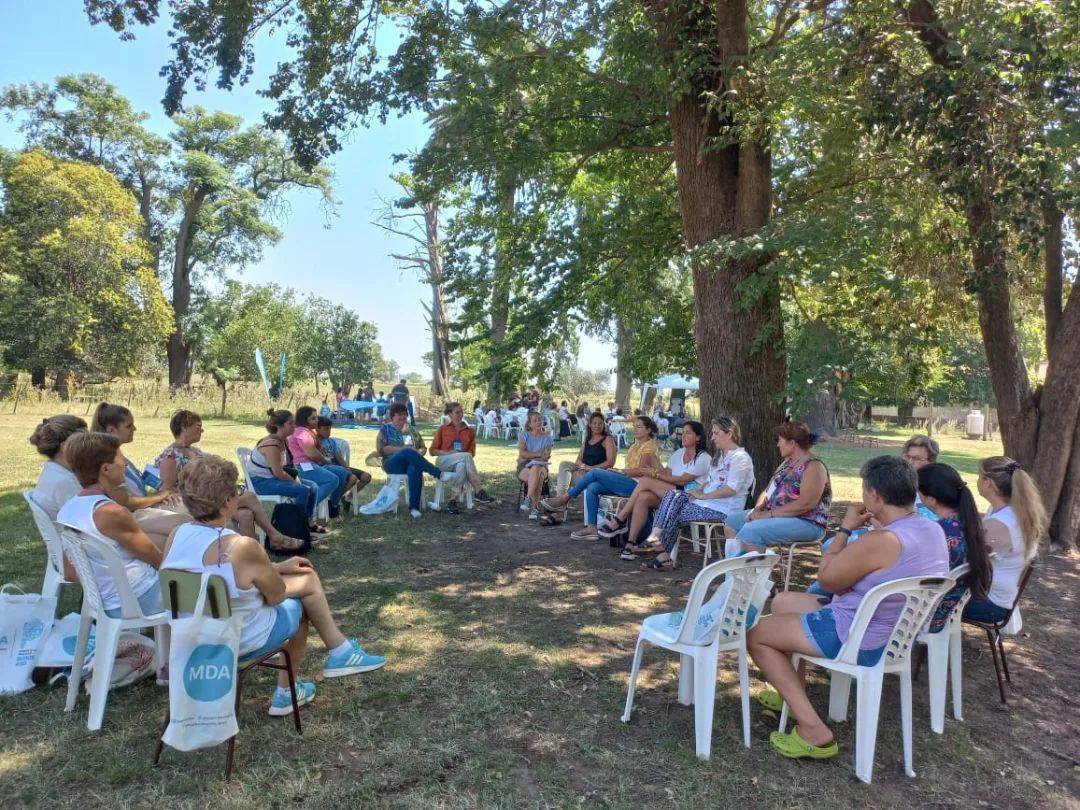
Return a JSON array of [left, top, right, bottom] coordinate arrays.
[[377, 403, 462, 517], [249, 409, 333, 535], [288, 405, 357, 517], [541, 416, 661, 540], [723, 421, 830, 556]]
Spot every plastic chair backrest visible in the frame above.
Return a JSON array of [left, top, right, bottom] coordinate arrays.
[[235, 447, 257, 485], [336, 439, 351, 465], [674, 552, 778, 646], [836, 575, 953, 667], [23, 490, 68, 582], [159, 568, 232, 619], [58, 526, 148, 620]]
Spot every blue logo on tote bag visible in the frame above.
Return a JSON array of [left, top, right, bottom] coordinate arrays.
[[183, 644, 235, 701]]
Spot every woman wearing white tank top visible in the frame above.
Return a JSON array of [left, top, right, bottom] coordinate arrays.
[[165, 454, 387, 717], [55, 432, 164, 618], [964, 456, 1048, 623]]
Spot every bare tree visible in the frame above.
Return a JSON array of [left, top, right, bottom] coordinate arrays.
[[376, 173, 451, 397]]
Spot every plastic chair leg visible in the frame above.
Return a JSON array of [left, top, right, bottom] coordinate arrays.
[[899, 667, 915, 777], [153, 624, 170, 675], [737, 645, 752, 748], [926, 633, 949, 734], [621, 636, 646, 722], [65, 608, 95, 713], [949, 626, 964, 721], [692, 648, 719, 759], [853, 672, 884, 784], [782, 547, 795, 591], [678, 653, 694, 706], [86, 620, 122, 731], [828, 671, 853, 723]]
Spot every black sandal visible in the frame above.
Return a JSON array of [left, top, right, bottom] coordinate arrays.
[[641, 556, 674, 571], [310, 524, 329, 535], [539, 513, 564, 527], [597, 517, 627, 539]]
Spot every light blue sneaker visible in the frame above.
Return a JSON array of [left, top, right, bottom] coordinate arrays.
[[323, 639, 386, 678], [269, 681, 316, 716]]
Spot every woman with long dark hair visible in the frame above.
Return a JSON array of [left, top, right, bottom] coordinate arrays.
[[599, 420, 711, 548], [917, 463, 993, 630]]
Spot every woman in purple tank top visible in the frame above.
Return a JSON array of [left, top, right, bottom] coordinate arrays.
[[747, 455, 949, 762]]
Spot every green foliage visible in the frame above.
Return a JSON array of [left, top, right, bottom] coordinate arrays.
[[299, 299, 382, 392], [0, 150, 173, 379]]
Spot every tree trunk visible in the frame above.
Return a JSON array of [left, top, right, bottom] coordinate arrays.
[[219, 381, 227, 418], [53, 369, 71, 401], [167, 187, 207, 388], [614, 317, 633, 410], [487, 181, 516, 402], [966, 199, 1039, 465], [423, 202, 451, 397], [1042, 199, 1063, 357], [30, 367, 46, 388], [653, 0, 785, 491]]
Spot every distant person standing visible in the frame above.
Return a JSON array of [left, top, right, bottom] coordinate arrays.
[[391, 378, 414, 426]]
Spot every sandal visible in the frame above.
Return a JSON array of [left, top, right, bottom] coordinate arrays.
[[267, 535, 305, 553], [570, 527, 599, 540], [641, 556, 674, 571], [541, 497, 568, 513], [597, 517, 627, 539], [625, 542, 660, 555], [769, 727, 838, 760], [539, 513, 564, 527], [310, 524, 329, 535], [619, 547, 640, 561]]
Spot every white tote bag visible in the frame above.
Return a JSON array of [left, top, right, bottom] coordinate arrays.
[[0, 584, 57, 695], [161, 574, 240, 752], [358, 481, 401, 515]]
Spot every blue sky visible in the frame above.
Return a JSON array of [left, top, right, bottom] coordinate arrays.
[[0, 0, 615, 378]]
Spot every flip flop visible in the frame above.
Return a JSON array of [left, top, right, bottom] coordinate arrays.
[[769, 727, 838, 760], [641, 557, 674, 571], [757, 689, 783, 712]]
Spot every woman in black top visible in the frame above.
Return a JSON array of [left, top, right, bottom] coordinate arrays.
[[548, 413, 616, 524]]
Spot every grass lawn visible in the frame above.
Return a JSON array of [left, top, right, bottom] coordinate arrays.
[[0, 405, 1076, 808]]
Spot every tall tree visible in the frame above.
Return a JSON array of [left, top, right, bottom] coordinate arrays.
[[377, 173, 452, 397], [0, 150, 172, 395], [853, 0, 1080, 541], [1, 76, 334, 387]]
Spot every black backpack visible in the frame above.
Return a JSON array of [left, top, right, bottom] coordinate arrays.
[[268, 502, 313, 555]]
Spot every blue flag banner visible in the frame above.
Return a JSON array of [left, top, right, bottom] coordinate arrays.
[[254, 348, 271, 400]]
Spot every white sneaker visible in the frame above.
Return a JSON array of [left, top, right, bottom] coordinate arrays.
[[528, 509, 539, 520], [409, 508, 422, 518], [519, 501, 530, 512]]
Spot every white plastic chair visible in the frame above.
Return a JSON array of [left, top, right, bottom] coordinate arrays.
[[765, 528, 826, 591], [332, 439, 362, 515], [429, 467, 474, 512], [58, 526, 170, 731], [23, 490, 75, 608], [915, 563, 972, 734], [778, 574, 954, 783], [622, 553, 779, 757], [609, 421, 627, 449], [672, 520, 726, 568], [235, 447, 328, 533]]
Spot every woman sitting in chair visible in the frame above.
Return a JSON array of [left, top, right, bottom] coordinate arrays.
[[377, 403, 462, 518], [56, 432, 164, 618], [287, 405, 357, 519], [724, 421, 831, 556], [157, 409, 305, 550], [747, 455, 948, 761], [541, 416, 662, 540], [599, 420, 711, 549], [550, 412, 617, 526], [517, 409, 554, 520], [962, 456, 1047, 624], [634, 417, 755, 570], [162, 455, 385, 716], [916, 463, 993, 632], [29, 414, 88, 522], [247, 409, 331, 537]]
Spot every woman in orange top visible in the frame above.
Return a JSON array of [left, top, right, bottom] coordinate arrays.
[[429, 402, 494, 513]]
